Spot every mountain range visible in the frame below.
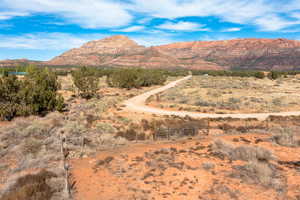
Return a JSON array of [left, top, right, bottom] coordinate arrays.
[[2, 35, 300, 71]]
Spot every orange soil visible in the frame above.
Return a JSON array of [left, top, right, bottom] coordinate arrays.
[[70, 133, 300, 200]]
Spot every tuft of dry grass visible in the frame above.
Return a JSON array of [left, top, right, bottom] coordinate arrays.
[[0, 170, 57, 200], [269, 126, 300, 147], [212, 139, 275, 162], [232, 161, 286, 191]]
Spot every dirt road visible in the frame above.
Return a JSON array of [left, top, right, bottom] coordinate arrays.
[[123, 75, 300, 120]]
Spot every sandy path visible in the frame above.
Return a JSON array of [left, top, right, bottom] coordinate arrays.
[[123, 75, 300, 120]]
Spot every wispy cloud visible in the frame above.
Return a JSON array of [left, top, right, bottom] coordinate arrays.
[[221, 27, 241, 32], [200, 35, 235, 41], [0, 33, 107, 50], [156, 21, 209, 31], [1, 0, 132, 28], [116, 26, 145, 32], [131, 0, 300, 31], [255, 14, 300, 31], [133, 35, 179, 46], [0, 11, 29, 20], [2, 0, 300, 31]]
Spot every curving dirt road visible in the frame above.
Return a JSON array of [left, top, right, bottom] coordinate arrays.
[[123, 75, 300, 120]]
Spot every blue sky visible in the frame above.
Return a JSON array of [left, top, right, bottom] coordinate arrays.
[[0, 0, 300, 61]]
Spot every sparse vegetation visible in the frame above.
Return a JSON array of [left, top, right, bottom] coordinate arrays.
[[1, 64, 300, 199], [148, 75, 300, 113]]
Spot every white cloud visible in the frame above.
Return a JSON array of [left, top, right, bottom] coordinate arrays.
[[130, 0, 300, 31], [222, 27, 241, 32], [200, 35, 235, 41], [133, 35, 178, 46], [255, 14, 300, 31], [156, 21, 209, 31], [117, 26, 145, 32], [0, 31, 178, 50], [0, 11, 29, 20], [1, 0, 300, 32], [1, 0, 132, 28], [0, 33, 107, 50]]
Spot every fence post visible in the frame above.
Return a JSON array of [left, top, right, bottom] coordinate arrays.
[[60, 134, 71, 199], [80, 136, 85, 157], [135, 131, 138, 143], [266, 118, 269, 129], [207, 119, 210, 135]]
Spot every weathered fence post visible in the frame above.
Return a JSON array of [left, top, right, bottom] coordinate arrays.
[[60, 133, 71, 199], [207, 119, 210, 135]]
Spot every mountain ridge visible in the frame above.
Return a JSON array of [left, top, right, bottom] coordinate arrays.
[[2, 36, 300, 70]]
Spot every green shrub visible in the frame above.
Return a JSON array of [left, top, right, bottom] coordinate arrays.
[[267, 71, 282, 80], [107, 68, 167, 89], [254, 71, 265, 79], [0, 65, 64, 121], [71, 67, 101, 99]]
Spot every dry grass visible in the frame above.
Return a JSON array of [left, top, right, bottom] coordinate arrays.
[[212, 139, 285, 191], [269, 126, 300, 147], [0, 170, 57, 200], [232, 161, 285, 191], [148, 75, 300, 113], [212, 139, 275, 162]]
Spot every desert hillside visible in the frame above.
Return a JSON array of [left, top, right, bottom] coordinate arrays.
[[2, 36, 300, 71], [47, 36, 300, 70]]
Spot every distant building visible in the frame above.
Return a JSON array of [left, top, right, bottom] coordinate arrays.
[[8, 72, 27, 75]]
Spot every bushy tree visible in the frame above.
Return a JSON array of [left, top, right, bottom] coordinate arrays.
[[0, 65, 64, 121], [71, 67, 100, 99]]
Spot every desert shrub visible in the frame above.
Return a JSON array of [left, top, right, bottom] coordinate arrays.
[[0, 170, 56, 200], [0, 66, 64, 121], [270, 126, 300, 147], [116, 123, 146, 141], [192, 70, 266, 79], [272, 98, 282, 106], [71, 67, 101, 99], [107, 68, 167, 89], [268, 71, 282, 80], [22, 139, 42, 155], [212, 139, 274, 161], [228, 97, 241, 104], [218, 123, 234, 132], [232, 161, 284, 189], [253, 71, 265, 79], [202, 162, 215, 170]]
